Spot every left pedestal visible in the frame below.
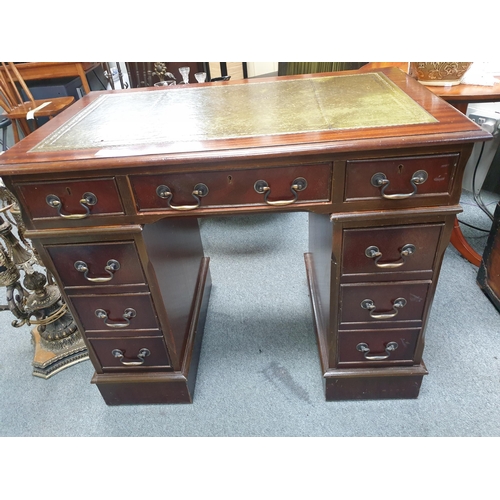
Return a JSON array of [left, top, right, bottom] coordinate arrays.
[[92, 257, 211, 405], [32, 216, 211, 405]]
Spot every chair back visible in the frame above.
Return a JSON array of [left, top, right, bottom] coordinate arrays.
[[0, 62, 75, 143], [0, 62, 36, 112]]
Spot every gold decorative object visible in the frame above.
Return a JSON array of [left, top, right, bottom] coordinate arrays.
[[152, 62, 176, 85], [410, 62, 473, 86], [0, 182, 88, 378]]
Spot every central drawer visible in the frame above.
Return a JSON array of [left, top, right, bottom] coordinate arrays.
[[129, 163, 332, 212]]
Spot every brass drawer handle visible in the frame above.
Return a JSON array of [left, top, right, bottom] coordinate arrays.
[[360, 297, 407, 319], [112, 348, 150, 366], [46, 192, 97, 219], [365, 244, 416, 269], [356, 341, 398, 361], [74, 259, 120, 282], [254, 177, 307, 206], [371, 170, 428, 199], [95, 307, 136, 328], [156, 183, 209, 211]]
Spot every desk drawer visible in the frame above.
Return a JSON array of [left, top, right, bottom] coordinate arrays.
[[46, 241, 146, 289], [88, 336, 171, 371], [344, 154, 459, 203], [337, 328, 420, 367], [69, 293, 160, 332], [339, 282, 430, 327], [15, 178, 124, 221], [130, 163, 332, 212], [341, 223, 443, 279]]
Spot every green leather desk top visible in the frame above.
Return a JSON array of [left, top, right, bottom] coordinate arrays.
[[30, 72, 436, 153]]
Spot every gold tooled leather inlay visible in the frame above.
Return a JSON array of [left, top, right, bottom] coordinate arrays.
[[30, 73, 436, 152]]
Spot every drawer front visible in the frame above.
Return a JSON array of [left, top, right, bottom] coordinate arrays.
[[339, 282, 430, 326], [69, 293, 160, 332], [88, 336, 171, 371], [342, 223, 443, 278], [16, 178, 124, 221], [130, 163, 332, 212], [344, 154, 459, 202], [337, 328, 420, 366], [46, 241, 146, 289]]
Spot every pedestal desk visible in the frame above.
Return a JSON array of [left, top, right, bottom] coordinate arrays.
[[0, 68, 490, 405]]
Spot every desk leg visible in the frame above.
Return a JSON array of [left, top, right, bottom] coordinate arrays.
[[450, 216, 482, 266]]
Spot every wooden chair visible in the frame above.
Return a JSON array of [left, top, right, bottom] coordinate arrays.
[[0, 62, 75, 143]]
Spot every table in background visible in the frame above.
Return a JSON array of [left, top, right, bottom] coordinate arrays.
[[429, 77, 500, 266], [4, 62, 100, 95]]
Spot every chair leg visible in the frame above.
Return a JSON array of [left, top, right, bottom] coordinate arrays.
[[1, 123, 8, 151], [12, 120, 20, 143], [11, 119, 32, 143]]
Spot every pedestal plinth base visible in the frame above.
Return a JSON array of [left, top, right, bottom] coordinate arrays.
[[323, 364, 428, 401], [31, 326, 89, 379]]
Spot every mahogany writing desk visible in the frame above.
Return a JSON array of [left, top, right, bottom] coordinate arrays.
[[0, 68, 489, 405]]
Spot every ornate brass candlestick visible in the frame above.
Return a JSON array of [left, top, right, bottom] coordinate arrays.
[[0, 184, 88, 378]]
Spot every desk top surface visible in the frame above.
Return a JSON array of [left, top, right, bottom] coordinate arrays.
[[29, 72, 436, 153], [0, 67, 490, 176]]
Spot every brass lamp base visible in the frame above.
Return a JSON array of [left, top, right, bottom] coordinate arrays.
[[31, 326, 89, 379]]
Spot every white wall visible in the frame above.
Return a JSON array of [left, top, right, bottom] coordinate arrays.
[[246, 62, 279, 78]]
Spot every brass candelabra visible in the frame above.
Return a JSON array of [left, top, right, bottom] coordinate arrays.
[[0, 182, 88, 378]]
